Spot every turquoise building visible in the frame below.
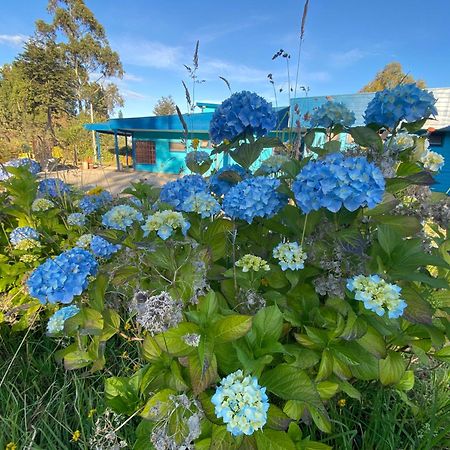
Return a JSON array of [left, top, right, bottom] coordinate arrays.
[[85, 102, 288, 174], [85, 89, 449, 192]]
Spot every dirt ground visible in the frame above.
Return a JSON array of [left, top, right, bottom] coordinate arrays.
[[39, 165, 178, 194]]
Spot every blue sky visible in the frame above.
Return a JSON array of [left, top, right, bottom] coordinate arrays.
[[1, 0, 449, 117]]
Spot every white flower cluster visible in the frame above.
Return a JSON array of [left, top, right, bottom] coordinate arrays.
[[130, 291, 183, 335]]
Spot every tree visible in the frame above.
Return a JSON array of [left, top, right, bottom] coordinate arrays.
[[36, 0, 124, 115], [360, 62, 426, 92], [153, 95, 177, 116]]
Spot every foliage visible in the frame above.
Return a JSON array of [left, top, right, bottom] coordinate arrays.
[[153, 95, 177, 116], [0, 87, 449, 449], [360, 62, 426, 93], [0, 0, 123, 162]]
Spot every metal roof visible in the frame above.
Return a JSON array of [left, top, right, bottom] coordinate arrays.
[[290, 88, 450, 131]]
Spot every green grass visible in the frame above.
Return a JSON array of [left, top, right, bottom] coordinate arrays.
[[307, 369, 450, 449], [1, 326, 449, 449], [0, 326, 138, 449]]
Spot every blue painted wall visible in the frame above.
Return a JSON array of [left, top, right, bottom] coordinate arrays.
[[431, 133, 450, 192], [133, 134, 273, 174]]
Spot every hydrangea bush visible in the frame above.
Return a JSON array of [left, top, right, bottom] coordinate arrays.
[[0, 86, 449, 448]]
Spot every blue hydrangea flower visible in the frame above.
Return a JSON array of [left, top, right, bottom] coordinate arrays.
[[347, 274, 407, 319], [102, 205, 143, 231], [127, 196, 142, 207], [310, 101, 356, 128], [46, 305, 80, 334], [185, 151, 211, 165], [209, 91, 277, 144], [292, 153, 385, 213], [89, 235, 121, 259], [78, 191, 113, 214], [182, 191, 221, 218], [223, 176, 287, 223], [209, 165, 251, 196], [159, 175, 208, 209], [273, 242, 307, 271], [10, 227, 39, 247], [67, 212, 86, 227], [141, 210, 190, 240], [38, 178, 71, 197], [27, 248, 98, 304], [0, 158, 41, 181], [364, 84, 437, 129], [211, 370, 269, 436]]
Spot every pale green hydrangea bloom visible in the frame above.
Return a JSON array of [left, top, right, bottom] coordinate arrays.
[[235, 254, 270, 272], [31, 198, 55, 212], [15, 239, 41, 251]]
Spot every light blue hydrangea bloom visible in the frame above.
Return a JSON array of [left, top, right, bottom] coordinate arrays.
[[259, 154, 290, 174], [364, 83, 437, 129], [347, 274, 407, 319], [389, 133, 416, 152], [0, 158, 41, 181], [223, 176, 287, 223], [46, 305, 80, 334], [27, 248, 98, 304], [78, 191, 113, 214], [209, 91, 277, 144], [185, 151, 210, 165], [159, 175, 208, 209], [182, 191, 221, 218], [76, 234, 92, 248], [211, 370, 269, 436], [10, 227, 40, 247], [209, 165, 251, 196], [31, 198, 55, 212], [141, 210, 190, 240], [292, 153, 385, 213], [89, 235, 121, 259], [102, 205, 143, 231], [38, 178, 71, 197], [67, 212, 86, 227], [310, 101, 356, 128], [273, 242, 307, 271]]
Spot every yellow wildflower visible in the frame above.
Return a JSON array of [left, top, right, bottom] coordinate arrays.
[[86, 186, 104, 196], [191, 138, 200, 149], [337, 398, 346, 408], [71, 430, 81, 442], [87, 408, 96, 418], [6, 443, 17, 450], [124, 321, 131, 331]]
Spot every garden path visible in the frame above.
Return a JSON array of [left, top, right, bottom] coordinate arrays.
[[39, 166, 178, 194]]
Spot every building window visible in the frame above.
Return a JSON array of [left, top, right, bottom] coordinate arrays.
[[428, 133, 443, 146], [135, 140, 156, 164], [170, 141, 186, 152]]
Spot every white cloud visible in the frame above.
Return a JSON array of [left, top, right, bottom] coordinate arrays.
[[123, 73, 143, 82], [330, 48, 366, 67], [0, 34, 27, 47], [201, 58, 272, 84], [117, 39, 184, 69], [121, 89, 148, 100]]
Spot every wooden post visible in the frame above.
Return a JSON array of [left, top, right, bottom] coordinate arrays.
[[114, 131, 120, 171], [131, 133, 136, 169]]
